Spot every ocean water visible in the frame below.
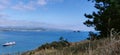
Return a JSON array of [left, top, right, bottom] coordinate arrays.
[[0, 31, 89, 54]]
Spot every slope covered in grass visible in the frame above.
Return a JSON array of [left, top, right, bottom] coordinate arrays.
[[22, 34, 120, 55]]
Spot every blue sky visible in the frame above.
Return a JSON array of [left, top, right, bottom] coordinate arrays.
[[0, 0, 96, 31]]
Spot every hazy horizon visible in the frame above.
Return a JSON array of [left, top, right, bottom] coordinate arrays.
[[0, 0, 96, 31]]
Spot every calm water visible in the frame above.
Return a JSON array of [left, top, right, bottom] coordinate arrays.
[[0, 31, 88, 54]]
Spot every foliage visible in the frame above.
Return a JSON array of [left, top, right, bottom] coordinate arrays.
[[22, 31, 120, 55], [84, 0, 120, 39], [38, 37, 70, 50], [87, 31, 98, 40]]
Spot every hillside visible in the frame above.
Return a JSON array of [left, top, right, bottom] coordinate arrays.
[[22, 34, 120, 55]]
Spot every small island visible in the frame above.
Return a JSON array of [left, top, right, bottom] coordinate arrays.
[[73, 30, 81, 32], [0, 0, 120, 55]]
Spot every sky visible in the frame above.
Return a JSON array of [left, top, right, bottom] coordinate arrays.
[[0, 0, 97, 31]]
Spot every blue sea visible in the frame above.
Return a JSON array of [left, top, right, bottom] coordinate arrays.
[[0, 30, 89, 54]]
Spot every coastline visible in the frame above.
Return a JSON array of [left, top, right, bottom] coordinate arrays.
[[22, 35, 120, 55], [0, 31, 89, 54]]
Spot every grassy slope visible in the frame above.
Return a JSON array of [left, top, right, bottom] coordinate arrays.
[[22, 35, 120, 55]]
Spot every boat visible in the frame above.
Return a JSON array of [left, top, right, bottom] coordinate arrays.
[[2, 42, 16, 46]]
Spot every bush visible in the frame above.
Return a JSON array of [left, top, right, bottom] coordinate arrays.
[[38, 37, 70, 50]]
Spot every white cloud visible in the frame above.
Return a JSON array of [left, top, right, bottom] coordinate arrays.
[[0, 0, 64, 11], [48, 0, 64, 2], [0, 18, 45, 27], [0, 18, 91, 31], [36, 0, 64, 6], [0, 13, 9, 18], [0, 0, 11, 10], [0, 0, 10, 5], [0, 4, 6, 10], [37, 0, 47, 6], [12, 1, 36, 10]]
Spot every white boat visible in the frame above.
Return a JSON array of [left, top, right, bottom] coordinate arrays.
[[2, 42, 16, 46]]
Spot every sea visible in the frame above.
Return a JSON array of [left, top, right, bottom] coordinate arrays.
[[0, 30, 89, 54]]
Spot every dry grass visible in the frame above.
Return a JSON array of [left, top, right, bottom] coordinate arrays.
[[22, 36, 120, 55], [22, 30, 120, 55], [2, 36, 120, 55], [2, 29, 120, 55]]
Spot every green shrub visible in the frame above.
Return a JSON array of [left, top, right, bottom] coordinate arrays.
[[37, 37, 70, 50]]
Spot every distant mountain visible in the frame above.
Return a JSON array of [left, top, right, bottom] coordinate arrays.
[[0, 19, 88, 31], [0, 19, 72, 31], [0, 25, 75, 32], [0, 26, 46, 31]]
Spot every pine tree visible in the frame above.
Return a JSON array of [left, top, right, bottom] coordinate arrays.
[[84, 0, 120, 39]]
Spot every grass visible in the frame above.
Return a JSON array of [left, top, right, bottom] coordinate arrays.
[[23, 37, 120, 55], [22, 30, 120, 55], [2, 30, 120, 55]]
